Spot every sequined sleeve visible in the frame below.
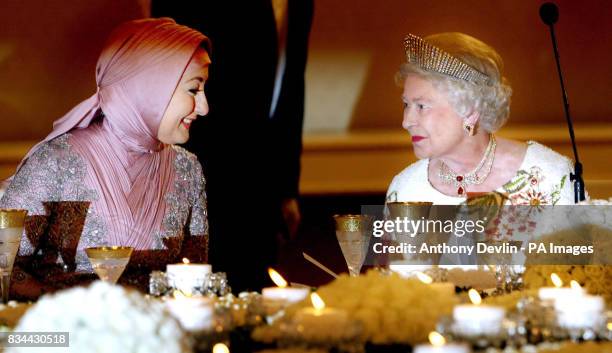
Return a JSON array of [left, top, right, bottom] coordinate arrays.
[[189, 160, 209, 237], [170, 147, 209, 263], [182, 157, 209, 262], [0, 138, 67, 256]]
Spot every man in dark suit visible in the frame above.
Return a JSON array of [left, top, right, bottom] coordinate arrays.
[[152, 1, 313, 292]]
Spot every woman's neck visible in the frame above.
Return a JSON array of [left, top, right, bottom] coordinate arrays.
[[436, 133, 491, 174]]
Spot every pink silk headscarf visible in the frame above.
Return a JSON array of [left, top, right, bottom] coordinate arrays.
[[14, 18, 209, 249]]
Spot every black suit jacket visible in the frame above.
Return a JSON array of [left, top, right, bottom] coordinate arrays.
[[152, 0, 313, 201]]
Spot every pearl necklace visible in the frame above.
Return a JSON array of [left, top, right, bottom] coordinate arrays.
[[438, 134, 496, 196]]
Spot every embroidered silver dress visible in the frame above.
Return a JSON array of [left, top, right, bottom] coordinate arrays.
[[0, 134, 208, 292]]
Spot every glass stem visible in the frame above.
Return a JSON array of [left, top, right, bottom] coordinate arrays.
[[1, 272, 10, 304]]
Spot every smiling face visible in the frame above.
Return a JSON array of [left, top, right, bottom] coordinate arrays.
[[157, 47, 211, 145], [402, 74, 467, 159]]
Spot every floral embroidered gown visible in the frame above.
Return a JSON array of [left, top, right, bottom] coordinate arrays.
[[0, 134, 208, 294], [387, 141, 576, 206]]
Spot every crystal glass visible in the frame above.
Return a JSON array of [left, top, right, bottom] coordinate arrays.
[[0, 209, 27, 303], [333, 214, 371, 277], [85, 246, 133, 284], [203, 272, 231, 296], [149, 271, 169, 296]]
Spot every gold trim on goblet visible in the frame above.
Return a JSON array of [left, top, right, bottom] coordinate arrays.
[[385, 201, 433, 220], [0, 209, 28, 229], [333, 214, 370, 232], [85, 246, 134, 259]]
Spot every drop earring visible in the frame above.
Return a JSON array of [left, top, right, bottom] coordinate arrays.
[[464, 123, 475, 136]]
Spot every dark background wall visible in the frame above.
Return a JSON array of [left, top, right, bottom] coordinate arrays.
[[1, 0, 610, 140]]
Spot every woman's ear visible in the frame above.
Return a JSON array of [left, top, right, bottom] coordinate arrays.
[[464, 110, 480, 127], [462, 110, 480, 136]]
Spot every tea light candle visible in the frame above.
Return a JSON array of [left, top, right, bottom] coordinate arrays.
[[262, 268, 310, 317], [293, 293, 349, 338], [414, 345, 470, 353], [538, 275, 585, 303], [165, 292, 214, 332], [262, 287, 309, 303], [414, 332, 471, 353], [262, 268, 310, 303], [453, 289, 505, 336], [166, 258, 211, 295], [554, 294, 605, 329]]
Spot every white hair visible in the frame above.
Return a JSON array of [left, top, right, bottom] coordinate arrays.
[[397, 33, 512, 133]]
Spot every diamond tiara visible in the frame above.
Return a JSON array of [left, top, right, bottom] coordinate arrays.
[[404, 33, 491, 86]]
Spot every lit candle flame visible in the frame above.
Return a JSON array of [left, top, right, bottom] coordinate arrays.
[[182, 258, 190, 264], [428, 331, 446, 347], [551, 273, 563, 288], [570, 280, 581, 290], [310, 292, 325, 311], [212, 343, 229, 353], [415, 271, 433, 284], [468, 289, 482, 305], [268, 267, 288, 288]]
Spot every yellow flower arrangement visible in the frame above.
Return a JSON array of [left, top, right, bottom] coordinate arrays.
[[483, 289, 538, 311], [284, 270, 458, 345], [523, 265, 611, 305], [536, 341, 612, 353]]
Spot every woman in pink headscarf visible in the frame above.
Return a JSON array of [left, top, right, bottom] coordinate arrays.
[[0, 18, 211, 299]]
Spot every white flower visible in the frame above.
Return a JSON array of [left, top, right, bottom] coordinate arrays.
[[7, 281, 192, 353]]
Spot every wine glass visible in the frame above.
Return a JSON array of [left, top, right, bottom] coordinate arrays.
[[0, 209, 28, 303], [385, 202, 433, 264], [85, 246, 133, 284], [333, 214, 371, 277], [385, 201, 433, 239]]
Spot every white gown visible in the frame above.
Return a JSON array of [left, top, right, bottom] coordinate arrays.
[[386, 141, 577, 206]]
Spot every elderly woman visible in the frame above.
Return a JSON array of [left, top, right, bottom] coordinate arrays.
[[0, 18, 210, 299], [387, 32, 578, 206]]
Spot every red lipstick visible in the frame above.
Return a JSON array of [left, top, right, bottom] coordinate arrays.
[[411, 136, 425, 143]]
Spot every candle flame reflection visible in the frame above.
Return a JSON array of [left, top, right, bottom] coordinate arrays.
[[428, 331, 446, 346], [268, 267, 288, 288], [416, 271, 433, 284], [468, 289, 482, 305], [551, 273, 563, 288], [311, 292, 325, 311], [182, 258, 190, 264]]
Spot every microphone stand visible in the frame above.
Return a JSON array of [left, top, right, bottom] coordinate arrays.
[[541, 3, 586, 203]]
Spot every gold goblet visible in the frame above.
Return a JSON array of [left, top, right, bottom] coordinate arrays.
[[0, 209, 28, 303], [385, 201, 433, 220], [333, 214, 371, 277], [85, 246, 133, 284]]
